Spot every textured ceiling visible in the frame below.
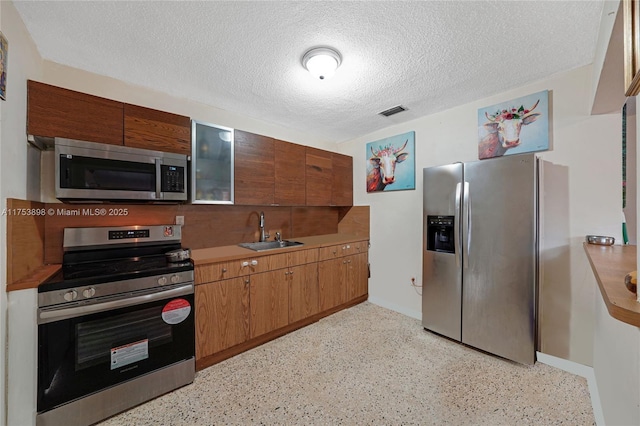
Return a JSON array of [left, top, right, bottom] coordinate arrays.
[[14, 1, 605, 143]]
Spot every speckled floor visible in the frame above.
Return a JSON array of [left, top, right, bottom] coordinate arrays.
[[100, 302, 595, 425]]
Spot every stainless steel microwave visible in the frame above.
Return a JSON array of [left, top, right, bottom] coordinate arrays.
[[55, 138, 188, 202]]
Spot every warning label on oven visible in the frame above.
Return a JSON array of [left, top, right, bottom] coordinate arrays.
[[111, 339, 149, 370], [162, 298, 191, 325]]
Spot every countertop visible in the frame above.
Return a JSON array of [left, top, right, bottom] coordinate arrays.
[[583, 242, 640, 327], [11, 234, 369, 291], [7, 264, 62, 292], [191, 233, 368, 265]]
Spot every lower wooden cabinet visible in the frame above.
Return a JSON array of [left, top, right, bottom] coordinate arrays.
[[288, 263, 319, 323], [318, 252, 368, 311], [195, 276, 250, 360], [318, 257, 346, 311], [249, 269, 289, 339], [346, 253, 368, 301], [195, 240, 367, 368]]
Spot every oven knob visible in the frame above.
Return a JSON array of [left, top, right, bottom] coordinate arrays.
[[157, 276, 168, 286], [63, 290, 77, 302], [82, 287, 96, 298], [171, 274, 180, 284]]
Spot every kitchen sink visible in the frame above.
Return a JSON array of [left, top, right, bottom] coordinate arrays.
[[238, 240, 304, 251]]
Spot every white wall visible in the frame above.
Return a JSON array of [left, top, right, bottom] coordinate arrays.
[[0, 2, 43, 425], [338, 65, 621, 367]]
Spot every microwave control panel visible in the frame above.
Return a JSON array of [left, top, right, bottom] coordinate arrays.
[[161, 165, 185, 193]]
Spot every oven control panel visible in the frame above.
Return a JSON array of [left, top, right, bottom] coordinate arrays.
[[38, 270, 195, 309], [109, 229, 150, 240]]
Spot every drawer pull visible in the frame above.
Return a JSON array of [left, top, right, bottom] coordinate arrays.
[[332, 250, 337, 255], [284, 271, 289, 276], [251, 260, 258, 266], [241, 261, 249, 267], [222, 268, 228, 273]]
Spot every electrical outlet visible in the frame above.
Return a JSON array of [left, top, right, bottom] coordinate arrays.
[[175, 215, 185, 225]]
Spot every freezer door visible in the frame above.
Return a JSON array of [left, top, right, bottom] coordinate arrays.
[[422, 163, 463, 340], [462, 154, 537, 365]]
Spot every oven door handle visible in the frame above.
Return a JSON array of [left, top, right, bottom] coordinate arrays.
[[38, 284, 194, 324]]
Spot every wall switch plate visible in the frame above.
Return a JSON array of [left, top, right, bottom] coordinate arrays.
[[175, 215, 185, 225]]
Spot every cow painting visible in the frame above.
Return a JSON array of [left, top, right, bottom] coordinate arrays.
[[477, 90, 549, 160], [367, 140, 409, 192]]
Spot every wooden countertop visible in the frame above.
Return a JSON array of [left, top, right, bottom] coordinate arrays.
[[7, 264, 61, 292], [583, 243, 640, 327], [191, 233, 367, 265], [10, 234, 368, 291]]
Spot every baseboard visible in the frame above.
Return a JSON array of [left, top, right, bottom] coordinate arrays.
[[367, 296, 422, 320], [536, 352, 604, 426]]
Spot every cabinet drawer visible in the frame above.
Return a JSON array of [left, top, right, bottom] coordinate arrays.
[[352, 241, 369, 254], [195, 259, 245, 284], [319, 242, 367, 260], [287, 248, 319, 266]]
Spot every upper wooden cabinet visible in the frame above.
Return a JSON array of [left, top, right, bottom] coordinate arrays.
[[305, 148, 353, 207], [27, 80, 123, 145], [234, 130, 275, 205], [124, 104, 190, 155], [27, 81, 190, 155], [305, 147, 333, 206], [625, 0, 640, 95], [275, 140, 306, 205], [331, 153, 353, 206]]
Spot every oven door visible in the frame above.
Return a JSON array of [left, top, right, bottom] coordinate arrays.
[[37, 283, 195, 414]]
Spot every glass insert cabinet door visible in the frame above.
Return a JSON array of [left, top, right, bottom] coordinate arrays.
[[191, 120, 234, 204]]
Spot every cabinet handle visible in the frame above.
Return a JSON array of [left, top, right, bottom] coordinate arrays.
[[222, 268, 228, 272], [332, 250, 337, 255], [343, 260, 347, 264], [241, 261, 249, 267], [289, 270, 294, 275], [284, 271, 289, 276], [251, 260, 258, 266], [348, 260, 352, 263], [245, 279, 250, 284]]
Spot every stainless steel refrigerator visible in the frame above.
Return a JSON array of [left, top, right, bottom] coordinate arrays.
[[422, 153, 537, 365]]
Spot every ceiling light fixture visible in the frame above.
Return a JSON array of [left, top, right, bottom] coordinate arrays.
[[302, 47, 342, 80]]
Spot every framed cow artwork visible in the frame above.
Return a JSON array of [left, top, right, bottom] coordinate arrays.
[[366, 131, 415, 193], [477, 90, 550, 160]]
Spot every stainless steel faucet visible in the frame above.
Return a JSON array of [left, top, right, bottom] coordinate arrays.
[[259, 211, 269, 242]]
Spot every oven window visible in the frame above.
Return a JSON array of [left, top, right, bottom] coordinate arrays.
[[59, 155, 156, 191], [38, 294, 194, 413], [76, 305, 172, 371]]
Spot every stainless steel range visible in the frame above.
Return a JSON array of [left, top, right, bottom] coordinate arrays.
[[37, 225, 195, 426]]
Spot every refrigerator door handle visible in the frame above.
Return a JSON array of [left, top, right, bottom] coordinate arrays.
[[455, 182, 462, 267], [463, 181, 470, 269]]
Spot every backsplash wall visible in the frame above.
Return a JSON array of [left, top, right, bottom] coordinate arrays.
[[42, 203, 368, 264]]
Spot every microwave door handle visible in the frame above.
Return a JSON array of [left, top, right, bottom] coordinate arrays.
[[155, 159, 162, 200]]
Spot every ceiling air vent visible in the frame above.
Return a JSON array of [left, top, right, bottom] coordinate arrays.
[[378, 105, 407, 117]]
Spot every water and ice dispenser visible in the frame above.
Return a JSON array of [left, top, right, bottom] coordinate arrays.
[[426, 215, 455, 253]]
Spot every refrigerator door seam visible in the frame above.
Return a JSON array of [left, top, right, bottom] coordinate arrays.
[[455, 182, 462, 267], [463, 181, 470, 270]]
